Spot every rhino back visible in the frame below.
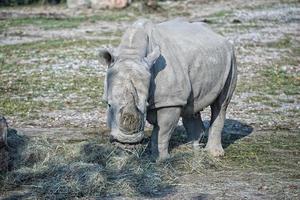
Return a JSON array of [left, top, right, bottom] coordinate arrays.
[[148, 19, 233, 113]]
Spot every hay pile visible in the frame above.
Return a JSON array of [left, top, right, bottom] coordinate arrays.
[[0, 129, 222, 199]]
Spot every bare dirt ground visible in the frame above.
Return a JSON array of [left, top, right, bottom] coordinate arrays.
[[0, 0, 299, 199]]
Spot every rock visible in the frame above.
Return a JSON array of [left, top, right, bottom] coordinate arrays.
[[67, 0, 90, 9], [90, 0, 109, 9], [145, 0, 157, 8], [232, 18, 242, 23], [92, 0, 131, 9], [67, 0, 131, 9]]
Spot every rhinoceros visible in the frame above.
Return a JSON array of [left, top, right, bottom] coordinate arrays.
[[100, 19, 237, 161]]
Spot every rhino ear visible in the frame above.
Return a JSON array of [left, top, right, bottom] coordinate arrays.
[[99, 48, 115, 67], [144, 46, 160, 69]]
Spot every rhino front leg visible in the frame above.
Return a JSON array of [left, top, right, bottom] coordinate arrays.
[[182, 112, 205, 148], [150, 107, 181, 162]]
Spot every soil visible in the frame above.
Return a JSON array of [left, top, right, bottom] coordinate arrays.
[[0, 0, 299, 199]]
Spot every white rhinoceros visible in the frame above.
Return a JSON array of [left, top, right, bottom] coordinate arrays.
[[100, 19, 237, 161]]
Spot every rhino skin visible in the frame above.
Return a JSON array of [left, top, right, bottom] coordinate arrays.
[[100, 19, 237, 161]]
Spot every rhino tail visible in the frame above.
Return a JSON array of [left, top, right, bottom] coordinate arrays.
[[224, 49, 238, 106]]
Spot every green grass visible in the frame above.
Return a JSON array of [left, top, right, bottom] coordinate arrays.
[[0, 17, 83, 31], [0, 38, 118, 53], [205, 10, 233, 19], [1, 71, 104, 98], [210, 10, 229, 18], [0, 4, 141, 31], [236, 59, 299, 96], [266, 36, 292, 49], [261, 68, 300, 95], [224, 131, 300, 176], [247, 95, 281, 108], [0, 38, 114, 122], [0, 67, 105, 117]]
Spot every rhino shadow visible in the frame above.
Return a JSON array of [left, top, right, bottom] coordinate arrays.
[[170, 119, 254, 150]]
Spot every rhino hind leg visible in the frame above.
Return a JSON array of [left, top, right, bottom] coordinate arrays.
[[205, 103, 226, 157], [150, 107, 181, 162], [182, 112, 205, 148], [205, 59, 237, 157]]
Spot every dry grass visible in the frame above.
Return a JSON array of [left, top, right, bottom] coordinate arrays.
[[0, 129, 223, 199]]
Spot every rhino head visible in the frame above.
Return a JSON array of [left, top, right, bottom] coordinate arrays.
[[99, 46, 160, 144]]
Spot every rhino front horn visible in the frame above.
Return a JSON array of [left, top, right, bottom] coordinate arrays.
[[119, 105, 143, 134]]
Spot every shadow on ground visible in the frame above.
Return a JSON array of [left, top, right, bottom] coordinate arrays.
[[170, 119, 254, 150]]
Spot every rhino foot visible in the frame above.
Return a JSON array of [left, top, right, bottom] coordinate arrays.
[[205, 145, 224, 157], [156, 153, 171, 163]]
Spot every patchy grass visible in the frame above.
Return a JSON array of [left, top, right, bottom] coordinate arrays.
[[224, 131, 300, 177], [260, 68, 300, 95], [202, 10, 233, 24], [0, 38, 119, 54], [247, 95, 281, 108], [210, 10, 230, 18], [236, 58, 299, 96], [0, 7, 139, 31], [0, 71, 105, 117], [0, 39, 112, 123], [266, 36, 292, 49], [241, 0, 299, 11], [0, 17, 84, 31]]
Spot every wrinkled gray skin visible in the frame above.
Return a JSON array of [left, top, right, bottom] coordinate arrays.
[[100, 19, 237, 161]]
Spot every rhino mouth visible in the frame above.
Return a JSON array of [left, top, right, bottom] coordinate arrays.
[[110, 105, 145, 144], [110, 129, 144, 144]]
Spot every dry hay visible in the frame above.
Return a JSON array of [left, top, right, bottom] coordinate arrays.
[[0, 129, 223, 199]]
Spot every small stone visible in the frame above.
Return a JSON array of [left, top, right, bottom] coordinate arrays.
[[232, 19, 242, 23], [280, 66, 287, 72]]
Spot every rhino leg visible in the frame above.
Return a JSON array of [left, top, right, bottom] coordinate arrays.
[[205, 103, 226, 157], [205, 60, 237, 157], [150, 107, 181, 162], [183, 112, 205, 148]]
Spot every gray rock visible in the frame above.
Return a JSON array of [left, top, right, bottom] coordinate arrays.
[[91, 0, 130, 9], [67, 0, 90, 9], [67, 0, 130, 9]]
